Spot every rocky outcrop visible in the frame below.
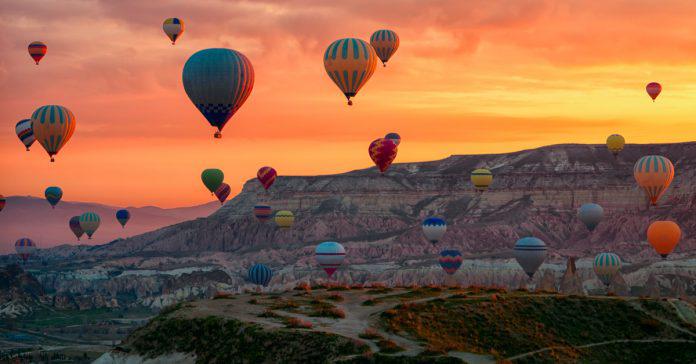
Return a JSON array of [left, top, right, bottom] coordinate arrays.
[[559, 257, 585, 295], [0, 264, 44, 317]]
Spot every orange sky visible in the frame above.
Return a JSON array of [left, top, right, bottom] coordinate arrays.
[[3, 0, 696, 208]]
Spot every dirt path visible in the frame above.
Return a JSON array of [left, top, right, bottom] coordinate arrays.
[[505, 339, 696, 362]]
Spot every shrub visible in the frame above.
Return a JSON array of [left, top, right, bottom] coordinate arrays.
[[213, 292, 234, 300], [272, 299, 300, 310], [247, 299, 258, 305], [294, 282, 311, 292], [359, 328, 383, 340], [257, 309, 280, 318], [326, 293, 344, 302], [377, 339, 404, 353], [285, 317, 312, 329], [362, 299, 379, 306], [311, 307, 345, 319]]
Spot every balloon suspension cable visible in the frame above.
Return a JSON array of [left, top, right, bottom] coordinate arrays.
[[214, 131, 222, 139]]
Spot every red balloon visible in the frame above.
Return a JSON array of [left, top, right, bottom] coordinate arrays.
[[215, 183, 231, 204], [257, 167, 277, 190], [368, 138, 398, 173], [646, 82, 661, 101]]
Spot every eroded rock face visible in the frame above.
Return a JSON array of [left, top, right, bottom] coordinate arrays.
[[559, 258, 585, 295]]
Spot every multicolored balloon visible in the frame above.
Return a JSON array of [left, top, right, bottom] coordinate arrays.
[[116, 209, 131, 228], [385, 132, 401, 146], [514, 237, 547, 279], [647, 221, 681, 259], [163, 18, 185, 45], [201, 169, 224, 195], [369, 138, 398, 173], [79, 212, 101, 239], [15, 119, 35, 151], [274, 210, 294, 229], [0, 195, 5, 212], [315, 241, 345, 277], [215, 183, 231, 204], [593, 252, 621, 287], [323, 38, 378, 105], [15, 238, 36, 263], [606, 134, 625, 158], [646, 82, 662, 102], [69, 216, 84, 240], [634, 155, 674, 206], [31, 105, 76, 162], [439, 250, 463, 275], [182, 48, 254, 138], [28, 41, 47, 65], [471, 169, 493, 192], [578, 203, 603, 232], [253, 204, 272, 223], [257, 167, 277, 190], [44, 186, 63, 209], [422, 217, 447, 244], [370, 30, 399, 67], [248, 263, 273, 287]]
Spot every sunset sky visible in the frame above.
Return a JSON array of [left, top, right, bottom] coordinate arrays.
[[3, 0, 696, 208]]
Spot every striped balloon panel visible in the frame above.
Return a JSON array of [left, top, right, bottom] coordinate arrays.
[[69, 216, 84, 239], [593, 253, 621, 286], [471, 169, 493, 191], [514, 237, 547, 278], [15, 119, 35, 150], [215, 183, 231, 204], [0, 195, 5, 212], [15, 238, 36, 261], [182, 48, 255, 130], [315, 241, 346, 277], [163, 18, 185, 43], [79, 212, 101, 237], [31, 105, 76, 159], [370, 29, 399, 64], [248, 263, 273, 286], [253, 205, 272, 222], [257, 167, 277, 190], [274, 211, 294, 228], [323, 38, 377, 98], [368, 138, 398, 173], [633, 155, 674, 205], [116, 209, 131, 227], [439, 250, 463, 275], [28, 41, 47, 63], [44, 186, 63, 207]]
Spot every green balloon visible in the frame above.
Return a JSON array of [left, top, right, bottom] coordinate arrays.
[[201, 169, 224, 194]]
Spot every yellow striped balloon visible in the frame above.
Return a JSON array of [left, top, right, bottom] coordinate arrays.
[[274, 210, 295, 229], [323, 38, 377, 105], [471, 168, 493, 192], [606, 134, 625, 158], [370, 29, 399, 67], [31, 105, 76, 162]]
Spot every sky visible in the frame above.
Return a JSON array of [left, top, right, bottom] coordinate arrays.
[[3, 0, 696, 208]]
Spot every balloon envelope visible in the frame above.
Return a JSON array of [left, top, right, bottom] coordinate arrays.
[[44, 186, 63, 208], [634, 155, 674, 206], [578, 203, 603, 231], [606, 134, 625, 157], [0, 195, 5, 212], [248, 263, 273, 287], [69, 216, 84, 240], [15, 119, 35, 151], [422, 217, 447, 244], [593, 252, 621, 287], [201, 169, 224, 194], [369, 138, 398, 173], [439, 250, 463, 275], [163, 18, 185, 44], [646, 82, 661, 101], [79, 212, 101, 239], [323, 38, 377, 105], [647, 221, 681, 258], [514, 237, 547, 278], [370, 30, 400, 66], [257, 167, 277, 190], [28, 41, 47, 65], [471, 169, 493, 192], [215, 183, 231, 204], [116, 209, 131, 228], [31, 105, 76, 162], [274, 210, 294, 229], [315, 241, 346, 277], [253, 205, 272, 223], [15, 238, 36, 262]]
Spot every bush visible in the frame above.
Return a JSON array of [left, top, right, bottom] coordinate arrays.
[[311, 306, 345, 319], [213, 292, 234, 300], [247, 299, 258, 305], [257, 309, 280, 318], [359, 328, 383, 340], [285, 317, 313, 329], [326, 293, 344, 302], [377, 339, 404, 353], [272, 299, 300, 310]]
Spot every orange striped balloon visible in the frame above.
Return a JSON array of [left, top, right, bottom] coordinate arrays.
[[31, 105, 76, 162], [633, 155, 674, 206], [323, 38, 377, 105]]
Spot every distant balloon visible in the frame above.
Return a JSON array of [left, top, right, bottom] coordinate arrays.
[[253, 204, 272, 223], [163, 18, 185, 45], [201, 169, 224, 195], [257, 167, 277, 190], [69, 216, 84, 240], [0, 195, 5, 212], [578, 203, 603, 232], [634, 155, 674, 206], [15, 119, 35, 151], [116, 209, 131, 228], [79, 212, 101, 239], [274, 210, 294, 229], [15, 238, 36, 263], [369, 138, 398, 173], [31, 105, 76, 162], [439, 250, 463, 275], [513, 237, 547, 279], [248, 263, 273, 287], [28, 41, 47, 65], [422, 217, 447, 244], [182, 48, 254, 138], [471, 169, 493, 192], [323, 38, 378, 105], [593, 252, 621, 287], [647, 221, 681, 259], [315, 241, 346, 277], [646, 82, 662, 101], [385, 132, 401, 146], [44, 186, 63, 209], [606, 134, 625, 158], [370, 30, 399, 67], [215, 183, 231, 204]]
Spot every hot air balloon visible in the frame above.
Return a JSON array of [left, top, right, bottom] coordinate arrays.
[[646, 82, 661, 102], [215, 183, 231, 204], [44, 186, 63, 209], [606, 134, 625, 158], [28, 41, 47, 65], [201, 169, 224, 195], [315, 241, 345, 277], [369, 138, 398, 173], [257, 167, 277, 190], [274, 210, 294, 229], [578, 203, 603, 232], [31, 105, 76, 162], [471, 169, 493, 192], [385, 132, 401, 146], [253, 204, 272, 223], [163, 18, 185, 45], [69, 216, 84, 240], [439, 250, 463, 275], [323, 38, 378, 105], [79, 212, 101, 239], [15, 238, 36, 263], [422, 217, 447, 244], [370, 30, 399, 67], [182, 48, 254, 138], [634, 155, 674, 206], [116, 209, 131, 228], [593, 252, 621, 287], [0, 195, 5, 212], [15, 119, 35, 151], [248, 263, 273, 287], [514, 237, 547, 279], [647, 221, 681, 259]]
